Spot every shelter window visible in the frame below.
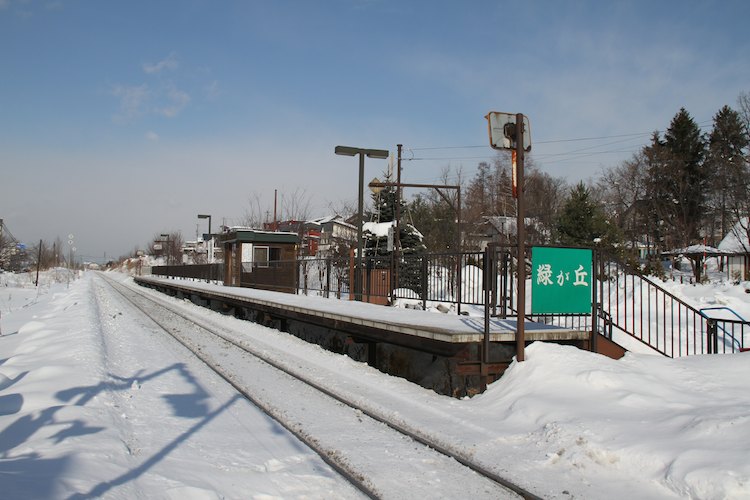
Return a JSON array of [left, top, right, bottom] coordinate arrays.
[[253, 246, 282, 268], [254, 246, 269, 268]]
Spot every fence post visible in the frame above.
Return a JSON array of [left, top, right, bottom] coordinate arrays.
[[482, 246, 492, 389], [365, 257, 372, 303], [456, 253, 463, 315], [325, 258, 331, 299], [421, 256, 428, 311], [707, 319, 717, 354], [491, 246, 498, 317], [591, 249, 599, 353]]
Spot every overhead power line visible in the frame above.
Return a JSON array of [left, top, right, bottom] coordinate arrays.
[[406, 117, 717, 154]]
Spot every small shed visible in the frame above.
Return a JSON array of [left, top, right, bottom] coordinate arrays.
[[662, 244, 725, 282], [219, 228, 299, 292]]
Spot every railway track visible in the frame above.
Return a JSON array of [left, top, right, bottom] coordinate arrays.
[[97, 273, 542, 499]]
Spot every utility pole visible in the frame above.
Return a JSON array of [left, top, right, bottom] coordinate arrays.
[[273, 189, 278, 231], [35, 239, 42, 286], [485, 111, 531, 364], [394, 144, 402, 290]]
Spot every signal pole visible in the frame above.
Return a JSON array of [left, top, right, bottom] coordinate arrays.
[[514, 113, 526, 362]]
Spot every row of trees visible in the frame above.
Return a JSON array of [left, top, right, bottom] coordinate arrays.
[[601, 102, 750, 254], [114, 92, 749, 272], [398, 94, 749, 265]]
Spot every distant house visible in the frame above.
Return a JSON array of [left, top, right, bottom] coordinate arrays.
[[468, 216, 549, 250], [264, 215, 356, 257], [718, 218, 750, 280], [309, 215, 356, 257], [179, 236, 224, 265]]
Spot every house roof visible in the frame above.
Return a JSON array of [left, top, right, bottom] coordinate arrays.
[[718, 218, 750, 254], [218, 229, 298, 245], [307, 214, 355, 229], [662, 244, 725, 257]]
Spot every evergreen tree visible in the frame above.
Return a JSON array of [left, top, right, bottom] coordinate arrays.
[[706, 105, 749, 242], [663, 108, 707, 247], [363, 170, 426, 294], [555, 182, 620, 248], [643, 131, 671, 250], [642, 110, 707, 250]]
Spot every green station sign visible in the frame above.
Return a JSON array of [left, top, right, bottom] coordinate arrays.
[[531, 247, 593, 314]]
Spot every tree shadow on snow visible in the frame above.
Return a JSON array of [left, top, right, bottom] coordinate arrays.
[[1, 362, 216, 498], [67, 394, 243, 500]]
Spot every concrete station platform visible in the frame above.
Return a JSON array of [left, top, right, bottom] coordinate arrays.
[[134, 275, 587, 346]]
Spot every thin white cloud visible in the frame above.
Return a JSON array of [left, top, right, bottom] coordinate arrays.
[[157, 85, 190, 117], [146, 131, 159, 141], [205, 80, 221, 100], [111, 83, 150, 120], [143, 53, 178, 74]]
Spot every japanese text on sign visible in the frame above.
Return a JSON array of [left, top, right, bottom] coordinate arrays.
[[536, 263, 589, 288], [531, 247, 592, 314]]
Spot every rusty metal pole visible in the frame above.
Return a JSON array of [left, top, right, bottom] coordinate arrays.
[[515, 113, 526, 362]]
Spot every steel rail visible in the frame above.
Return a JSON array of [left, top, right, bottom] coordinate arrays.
[[101, 274, 541, 500], [97, 274, 381, 499]]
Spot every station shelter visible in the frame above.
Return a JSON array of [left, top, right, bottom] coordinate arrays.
[[218, 228, 299, 293]]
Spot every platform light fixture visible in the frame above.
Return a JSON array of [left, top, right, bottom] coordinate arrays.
[[198, 214, 212, 263], [334, 145, 389, 301], [160, 233, 170, 266]]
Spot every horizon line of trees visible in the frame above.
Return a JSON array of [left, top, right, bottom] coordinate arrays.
[[407, 92, 750, 263], [6, 92, 748, 274], [139, 91, 749, 273]]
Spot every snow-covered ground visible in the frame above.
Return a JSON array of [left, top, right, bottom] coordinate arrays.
[[1, 270, 749, 499]]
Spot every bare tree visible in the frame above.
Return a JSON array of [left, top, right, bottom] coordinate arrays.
[[148, 231, 183, 264], [240, 192, 267, 229], [326, 198, 358, 221], [281, 187, 312, 222], [599, 152, 650, 249], [524, 164, 568, 244], [738, 91, 750, 133]]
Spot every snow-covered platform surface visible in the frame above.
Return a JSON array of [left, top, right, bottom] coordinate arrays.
[[135, 275, 588, 344]]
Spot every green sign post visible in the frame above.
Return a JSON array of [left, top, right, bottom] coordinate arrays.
[[532, 247, 593, 314]]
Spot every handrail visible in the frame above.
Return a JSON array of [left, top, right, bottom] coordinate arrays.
[[699, 307, 748, 350], [699, 306, 748, 322]]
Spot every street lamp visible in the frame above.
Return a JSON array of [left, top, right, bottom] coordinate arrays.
[[198, 214, 212, 263], [160, 233, 170, 265], [335, 145, 389, 301]]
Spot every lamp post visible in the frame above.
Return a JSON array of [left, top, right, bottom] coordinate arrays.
[[160, 233, 170, 265], [335, 145, 389, 301], [198, 214, 212, 263], [368, 180, 463, 312]]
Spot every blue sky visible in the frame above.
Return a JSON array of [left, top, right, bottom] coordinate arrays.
[[1, 0, 748, 261]]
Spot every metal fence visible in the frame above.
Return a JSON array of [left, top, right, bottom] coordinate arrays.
[[149, 246, 748, 357], [152, 263, 222, 282], [594, 255, 748, 356], [526, 249, 749, 356]]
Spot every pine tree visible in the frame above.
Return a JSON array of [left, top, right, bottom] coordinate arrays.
[[706, 105, 749, 242], [644, 131, 671, 250], [555, 182, 620, 248], [642, 110, 707, 250], [663, 108, 707, 247], [363, 170, 426, 294]]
